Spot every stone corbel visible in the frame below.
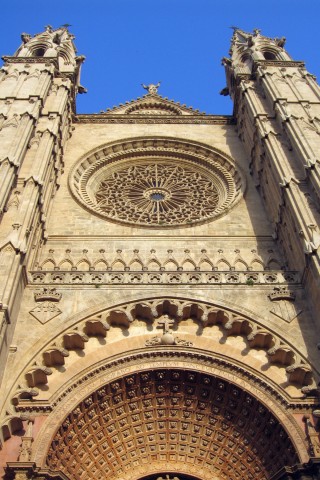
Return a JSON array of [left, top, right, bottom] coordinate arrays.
[[11, 386, 39, 405]]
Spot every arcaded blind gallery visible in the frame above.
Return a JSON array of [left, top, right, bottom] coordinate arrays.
[[0, 26, 319, 480]]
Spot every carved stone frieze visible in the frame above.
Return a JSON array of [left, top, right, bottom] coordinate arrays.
[[29, 270, 299, 286], [255, 60, 305, 69], [75, 114, 235, 125], [33, 246, 287, 278], [2, 56, 58, 67]]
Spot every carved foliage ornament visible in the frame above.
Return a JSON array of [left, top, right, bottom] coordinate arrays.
[[69, 138, 245, 228]]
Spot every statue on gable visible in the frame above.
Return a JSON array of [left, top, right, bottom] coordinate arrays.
[[141, 81, 161, 94]]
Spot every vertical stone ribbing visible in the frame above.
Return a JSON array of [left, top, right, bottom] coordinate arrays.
[[224, 29, 320, 313], [0, 27, 84, 381]]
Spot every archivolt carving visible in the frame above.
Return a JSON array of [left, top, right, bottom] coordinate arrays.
[[2, 350, 314, 458], [9, 298, 315, 410], [69, 137, 246, 228], [46, 369, 299, 480]]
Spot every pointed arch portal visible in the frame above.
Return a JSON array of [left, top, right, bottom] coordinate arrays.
[[45, 368, 299, 480], [3, 294, 319, 480]]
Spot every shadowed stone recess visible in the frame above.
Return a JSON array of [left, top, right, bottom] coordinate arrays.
[[47, 369, 298, 480]]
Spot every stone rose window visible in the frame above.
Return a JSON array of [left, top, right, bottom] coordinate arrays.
[[69, 137, 245, 228]]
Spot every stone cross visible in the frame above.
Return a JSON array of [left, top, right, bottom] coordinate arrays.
[[156, 315, 174, 333]]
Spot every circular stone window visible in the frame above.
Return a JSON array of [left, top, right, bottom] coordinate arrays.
[[69, 137, 246, 228]]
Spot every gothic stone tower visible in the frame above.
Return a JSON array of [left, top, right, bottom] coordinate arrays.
[[0, 27, 319, 480]]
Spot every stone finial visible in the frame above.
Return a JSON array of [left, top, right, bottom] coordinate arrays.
[[21, 33, 31, 44], [141, 82, 161, 94]]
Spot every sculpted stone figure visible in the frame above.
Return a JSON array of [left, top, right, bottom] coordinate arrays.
[[141, 81, 161, 94]]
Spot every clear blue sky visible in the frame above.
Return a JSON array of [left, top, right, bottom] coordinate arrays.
[[2, 0, 320, 115]]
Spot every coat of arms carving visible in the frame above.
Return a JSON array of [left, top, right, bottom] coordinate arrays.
[[29, 288, 62, 324], [268, 287, 301, 323]]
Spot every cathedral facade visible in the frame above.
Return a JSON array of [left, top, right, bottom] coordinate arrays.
[[0, 26, 319, 480]]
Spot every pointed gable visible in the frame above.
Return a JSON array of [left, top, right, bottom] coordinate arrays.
[[101, 92, 206, 116]]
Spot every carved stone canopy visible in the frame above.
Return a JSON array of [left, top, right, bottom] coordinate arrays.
[[47, 369, 299, 480]]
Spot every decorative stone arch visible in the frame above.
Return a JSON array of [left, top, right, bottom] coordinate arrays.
[[29, 349, 309, 480], [125, 102, 182, 115], [1, 294, 317, 466], [7, 295, 317, 409]]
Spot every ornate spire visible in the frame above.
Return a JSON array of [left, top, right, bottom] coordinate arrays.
[[13, 25, 84, 75], [227, 27, 291, 65]]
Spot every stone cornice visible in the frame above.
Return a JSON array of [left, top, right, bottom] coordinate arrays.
[[254, 60, 305, 69], [1, 56, 58, 68], [74, 114, 236, 125]]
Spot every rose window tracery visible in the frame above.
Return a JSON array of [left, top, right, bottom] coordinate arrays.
[[69, 138, 246, 228], [94, 162, 219, 226]]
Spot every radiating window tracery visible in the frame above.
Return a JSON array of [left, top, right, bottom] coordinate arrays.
[[94, 162, 219, 226]]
